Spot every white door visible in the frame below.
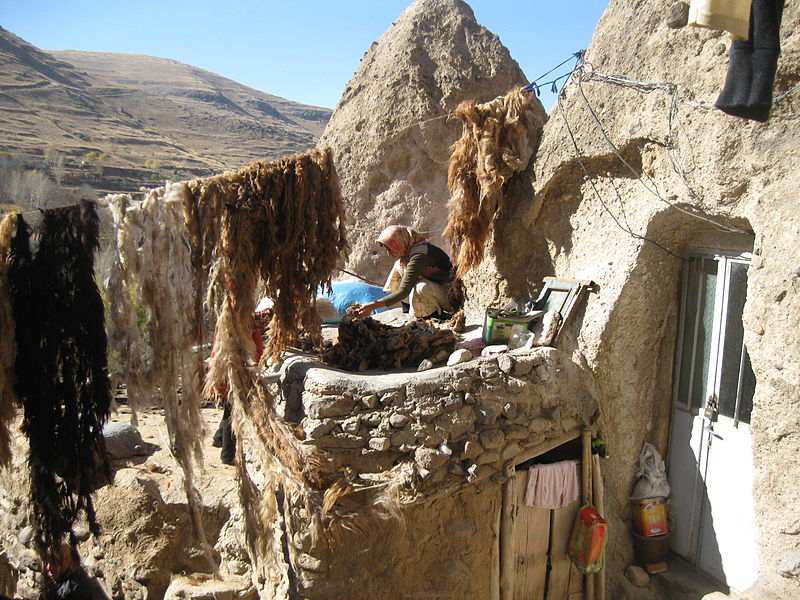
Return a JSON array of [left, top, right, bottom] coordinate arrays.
[[668, 253, 758, 592]]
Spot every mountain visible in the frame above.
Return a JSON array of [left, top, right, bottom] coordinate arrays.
[[0, 27, 331, 194]]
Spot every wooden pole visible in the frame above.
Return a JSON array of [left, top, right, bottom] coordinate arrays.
[[499, 465, 517, 600], [492, 482, 501, 600], [593, 453, 606, 600], [582, 428, 595, 600]]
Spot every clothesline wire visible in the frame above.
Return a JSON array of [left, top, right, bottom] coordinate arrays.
[[572, 63, 748, 235], [522, 50, 585, 97], [555, 99, 689, 262]]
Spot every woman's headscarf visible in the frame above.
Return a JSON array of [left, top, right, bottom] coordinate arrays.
[[376, 225, 428, 262]]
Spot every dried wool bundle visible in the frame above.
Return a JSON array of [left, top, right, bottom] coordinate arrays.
[[7, 201, 111, 562], [104, 185, 214, 571], [444, 88, 540, 277], [186, 148, 347, 555], [104, 194, 150, 423], [0, 213, 19, 467], [320, 307, 457, 372]]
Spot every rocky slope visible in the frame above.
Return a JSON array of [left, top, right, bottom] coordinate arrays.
[[0, 27, 330, 194]]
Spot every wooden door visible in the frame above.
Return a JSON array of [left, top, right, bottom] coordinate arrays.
[[511, 471, 583, 600]]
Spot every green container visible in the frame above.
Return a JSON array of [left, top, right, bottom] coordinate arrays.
[[482, 310, 537, 344]]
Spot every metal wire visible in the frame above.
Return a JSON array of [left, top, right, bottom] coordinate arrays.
[[573, 64, 750, 234], [556, 99, 688, 262]]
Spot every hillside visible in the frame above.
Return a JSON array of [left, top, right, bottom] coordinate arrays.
[[0, 27, 331, 196]]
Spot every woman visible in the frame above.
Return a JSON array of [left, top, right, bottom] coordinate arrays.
[[357, 225, 454, 319]]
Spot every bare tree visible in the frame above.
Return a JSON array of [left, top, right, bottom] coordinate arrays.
[[45, 149, 66, 186]]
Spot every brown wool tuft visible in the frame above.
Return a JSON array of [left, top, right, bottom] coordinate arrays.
[[444, 88, 540, 277], [182, 148, 348, 552]]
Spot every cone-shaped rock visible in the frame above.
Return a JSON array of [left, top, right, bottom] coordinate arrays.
[[320, 0, 544, 283]]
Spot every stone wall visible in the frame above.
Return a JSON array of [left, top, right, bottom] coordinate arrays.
[[272, 346, 596, 598]]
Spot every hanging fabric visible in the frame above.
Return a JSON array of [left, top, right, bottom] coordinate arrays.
[[7, 201, 111, 567], [524, 460, 580, 509], [714, 0, 785, 122], [688, 0, 753, 40], [444, 88, 543, 277], [0, 213, 19, 467]]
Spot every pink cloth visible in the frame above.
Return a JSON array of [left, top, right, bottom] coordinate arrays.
[[524, 460, 580, 509]]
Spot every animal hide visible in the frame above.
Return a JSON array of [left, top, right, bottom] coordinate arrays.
[[444, 88, 542, 277], [7, 201, 111, 562], [0, 213, 19, 467], [321, 307, 457, 372], [103, 185, 214, 571]]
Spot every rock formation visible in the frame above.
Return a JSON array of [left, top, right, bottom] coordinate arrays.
[[320, 0, 543, 285], [467, 0, 800, 595]]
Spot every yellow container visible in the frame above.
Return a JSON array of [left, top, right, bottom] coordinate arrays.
[[631, 497, 668, 537]]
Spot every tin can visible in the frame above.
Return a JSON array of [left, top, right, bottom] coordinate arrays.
[[631, 497, 668, 537]]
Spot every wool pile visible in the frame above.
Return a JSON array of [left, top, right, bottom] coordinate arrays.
[[6, 201, 111, 566], [320, 307, 457, 372], [0, 213, 18, 467], [444, 88, 541, 277]]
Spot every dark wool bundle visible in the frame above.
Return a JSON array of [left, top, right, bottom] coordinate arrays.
[[320, 307, 457, 372], [444, 89, 541, 277], [0, 213, 19, 467], [8, 201, 111, 563]]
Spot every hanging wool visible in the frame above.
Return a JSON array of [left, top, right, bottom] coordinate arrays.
[[197, 147, 347, 468], [102, 185, 214, 571], [320, 307, 457, 372], [0, 213, 19, 467], [444, 88, 544, 277], [7, 201, 111, 564], [191, 146, 349, 364], [104, 194, 150, 423]]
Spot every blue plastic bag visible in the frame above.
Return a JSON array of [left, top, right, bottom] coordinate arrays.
[[317, 282, 387, 323]]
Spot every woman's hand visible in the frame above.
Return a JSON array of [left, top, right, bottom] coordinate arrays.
[[357, 301, 379, 318]]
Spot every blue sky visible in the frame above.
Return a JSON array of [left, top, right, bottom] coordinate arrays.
[[1, 0, 608, 111]]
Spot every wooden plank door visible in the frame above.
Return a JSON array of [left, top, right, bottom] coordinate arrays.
[[546, 498, 581, 600], [513, 474, 550, 599], [510, 471, 582, 600]]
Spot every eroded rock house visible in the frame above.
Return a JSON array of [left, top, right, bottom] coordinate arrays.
[[1, 0, 798, 599]]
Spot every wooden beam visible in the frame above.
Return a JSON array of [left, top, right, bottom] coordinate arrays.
[[582, 428, 595, 600], [593, 453, 606, 600], [511, 431, 581, 469], [499, 465, 517, 600]]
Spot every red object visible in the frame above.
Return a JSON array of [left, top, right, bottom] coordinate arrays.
[[567, 504, 608, 573]]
